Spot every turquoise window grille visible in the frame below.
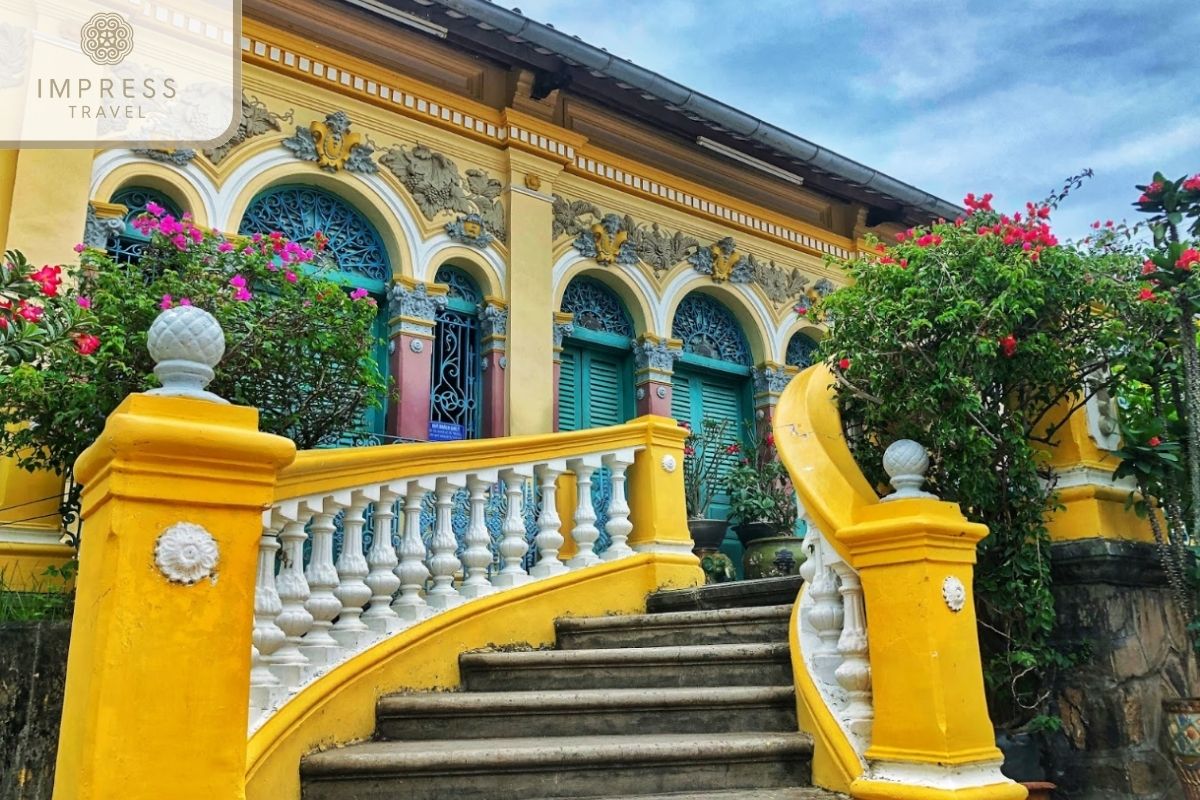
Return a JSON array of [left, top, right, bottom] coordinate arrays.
[[108, 187, 181, 264], [786, 331, 819, 369], [560, 276, 634, 338], [238, 186, 389, 286], [671, 294, 752, 366]]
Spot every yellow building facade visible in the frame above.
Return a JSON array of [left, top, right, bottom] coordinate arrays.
[[0, 0, 965, 577]]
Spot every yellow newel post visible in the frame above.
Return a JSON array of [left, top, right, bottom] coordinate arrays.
[[626, 415, 695, 557], [52, 308, 296, 800]]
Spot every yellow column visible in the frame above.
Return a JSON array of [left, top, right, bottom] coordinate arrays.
[[0, 148, 97, 584], [839, 498, 1025, 800], [53, 394, 295, 800], [504, 149, 564, 435]]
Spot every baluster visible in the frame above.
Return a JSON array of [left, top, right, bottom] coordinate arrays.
[[531, 463, 568, 578], [833, 564, 873, 739], [250, 513, 285, 710], [566, 456, 603, 569], [332, 491, 375, 650], [601, 451, 635, 560], [393, 479, 432, 621], [302, 496, 344, 667], [493, 467, 533, 588], [271, 518, 312, 686], [427, 475, 466, 610], [460, 473, 498, 599], [362, 486, 402, 634], [805, 527, 845, 683]]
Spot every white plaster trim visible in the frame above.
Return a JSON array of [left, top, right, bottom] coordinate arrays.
[[508, 184, 555, 203], [631, 541, 695, 555], [0, 527, 70, 546], [551, 252, 659, 335], [415, 233, 508, 289], [867, 759, 1014, 791], [658, 269, 775, 356], [90, 150, 221, 225], [1052, 465, 1134, 491]]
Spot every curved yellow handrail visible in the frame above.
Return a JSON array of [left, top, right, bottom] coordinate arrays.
[[774, 363, 878, 565]]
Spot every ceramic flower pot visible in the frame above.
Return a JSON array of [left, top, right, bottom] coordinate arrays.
[[742, 535, 807, 580], [735, 521, 781, 547], [687, 518, 729, 551], [1164, 698, 1200, 799]]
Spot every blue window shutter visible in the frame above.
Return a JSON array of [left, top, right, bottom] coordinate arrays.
[[558, 349, 581, 432], [671, 373, 692, 425]]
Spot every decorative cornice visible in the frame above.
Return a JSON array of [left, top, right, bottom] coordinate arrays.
[[479, 303, 508, 339], [240, 28, 854, 261], [388, 282, 446, 325], [83, 202, 126, 250], [552, 311, 575, 350], [752, 364, 793, 397], [634, 336, 680, 374]]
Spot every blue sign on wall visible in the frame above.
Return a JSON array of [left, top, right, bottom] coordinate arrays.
[[428, 421, 466, 442]]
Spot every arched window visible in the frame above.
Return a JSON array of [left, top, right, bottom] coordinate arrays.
[[786, 331, 819, 369], [430, 265, 482, 440], [669, 293, 753, 529], [238, 186, 389, 286], [557, 276, 635, 432], [108, 187, 181, 264], [239, 186, 391, 437]]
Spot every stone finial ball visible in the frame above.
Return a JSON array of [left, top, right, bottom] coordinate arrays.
[[147, 305, 225, 368], [882, 439, 929, 479]]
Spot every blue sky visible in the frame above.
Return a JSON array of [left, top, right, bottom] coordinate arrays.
[[516, 0, 1199, 240]]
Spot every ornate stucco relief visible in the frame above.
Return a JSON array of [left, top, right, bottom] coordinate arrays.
[[282, 111, 377, 173], [379, 144, 506, 243], [204, 93, 292, 166]]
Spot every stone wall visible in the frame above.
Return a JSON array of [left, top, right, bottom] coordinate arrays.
[[1045, 539, 1198, 799], [0, 622, 69, 800]]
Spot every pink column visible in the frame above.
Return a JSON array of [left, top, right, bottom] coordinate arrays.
[[386, 281, 447, 442], [480, 301, 509, 438], [634, 335, 681, 418]]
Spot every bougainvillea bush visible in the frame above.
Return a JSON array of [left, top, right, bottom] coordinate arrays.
[[0, 250, 97, 368], [0, 205, 385, 477], [812, 191, 1139, 729]]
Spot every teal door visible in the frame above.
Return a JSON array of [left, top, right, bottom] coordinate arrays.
[[558, 335, 634, 431], [672, 358, 752, 569]]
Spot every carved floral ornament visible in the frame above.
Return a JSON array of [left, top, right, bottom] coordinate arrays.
[[380, 144, 507, 245], [283, 111, 377, 173], [133, 93, 291, 167], [551, 193, 823, 307]]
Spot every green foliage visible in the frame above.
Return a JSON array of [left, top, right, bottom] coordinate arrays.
[[0, 563, 76, 622], [1110, 170, 1200, 652], [681, 418, 740, 519], [726, 427, 798, 532], [0, 250, 95, 367], [0, 213, 386, 476], [815, 194, 1137, 729]]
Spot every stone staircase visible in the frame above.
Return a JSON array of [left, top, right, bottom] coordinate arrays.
[[300, 576, 840, 800]]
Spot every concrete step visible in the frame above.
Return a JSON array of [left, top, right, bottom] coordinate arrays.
[[376, 685, 797, 739], [301, 732, 813, 800], [555, 605, 792, 649], [459, 643, 793, 691], [647, 575, 805, 613]]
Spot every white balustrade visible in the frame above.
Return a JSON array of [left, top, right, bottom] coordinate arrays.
[[249, 442, 650, 730]]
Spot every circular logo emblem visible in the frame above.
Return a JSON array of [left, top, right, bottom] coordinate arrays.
[[80, 13, 134, 66]]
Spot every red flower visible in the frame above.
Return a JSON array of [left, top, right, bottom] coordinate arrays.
[[796, 306, 809, 316], [916, 233, 943, 248], [1138, 287, 1156, 301], [1184, 175, 1200, 192], [16, 300, 43, 323], [875, 243, 886, 254], [1176, 249, 1199, 271], [724, 443, 741, 455], [1149, 436, 1162, 447], [899, 258, 908, 269], [28, 265, 61, 297], [73, 333, 101, 355], [1142, 259, 1157, 275], [999, 334, 1017, 358], [838, 357, 851, 371], [683, 445, 695, 456], [963, 192, 993, 212], [765, 432, 775, 447]]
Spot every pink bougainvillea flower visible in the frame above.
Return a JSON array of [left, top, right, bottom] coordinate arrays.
[[999, 334, 1018, 358], [179, 297, 192, 306], [73, 243, 86, 253], [73, 333, 101, 355], [171, 234, 188, 250], [188, 227, 204, 244], [838, 357, 851, 371], [144, 201, 165, 217], [233, 287, 253, 302], [285, 271, 298, 284], [76, 296, 92, 309], [160, 294, 173, 310], [217, 241, 234, 253], [229, 274, 247, 289], [350, 287, 370, 300]]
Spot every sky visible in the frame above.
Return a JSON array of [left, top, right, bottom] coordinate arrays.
[[513, 0, 1199, 240]]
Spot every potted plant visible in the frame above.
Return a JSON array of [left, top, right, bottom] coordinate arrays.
[[1111, 171, 1200, 798], [681, 417, 740, 551], [727, 428, 804, 578]]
